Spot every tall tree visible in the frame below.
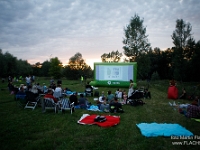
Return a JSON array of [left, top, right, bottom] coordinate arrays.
[[171, 19, 192, 81], [171, 19, 192, 49], [49, 57, 62, 79], [122, 14, 151, 62]]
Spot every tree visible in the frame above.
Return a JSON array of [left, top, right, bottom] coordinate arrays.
[[101, 50, 122, 62], [40, 60, 51, 77], [135, 53, 151, 80], [4, 52, 18, 76], [122, 14, 151, 62], [0, 49, 6, 77], [16, 59, 32, 77], [64, 52, 92, 80], [49, 57, 62, 79], [171, 19, 192, 49], [171, 19, 192, 81]]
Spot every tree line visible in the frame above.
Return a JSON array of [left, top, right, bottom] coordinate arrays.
[[0, 51, 93, 80], [101, 14, 200, 82], [1, 14, 200, 81]]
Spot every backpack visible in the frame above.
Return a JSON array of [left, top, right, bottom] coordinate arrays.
[[94, 115, 107, 122]]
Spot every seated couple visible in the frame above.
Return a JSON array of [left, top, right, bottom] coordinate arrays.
[[69, 93, 90, 109]]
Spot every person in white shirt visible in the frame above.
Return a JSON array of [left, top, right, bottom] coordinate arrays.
[[54, 84, 62, 93], [117, 89, 123, 103], [26, 75, 31, 86]]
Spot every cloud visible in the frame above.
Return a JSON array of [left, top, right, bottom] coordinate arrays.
[[0, 0, 200, 66]]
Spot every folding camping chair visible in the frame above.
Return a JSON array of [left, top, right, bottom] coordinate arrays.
[[85, 88, 93, 96], [61, 99, 75, 114], [43, 98, 59, 113], [24, 91, 40, 110]]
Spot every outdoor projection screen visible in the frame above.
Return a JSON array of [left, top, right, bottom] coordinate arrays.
[[90, 62, 137, 87]]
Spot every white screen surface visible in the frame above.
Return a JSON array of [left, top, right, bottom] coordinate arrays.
[[95, 65, 133, 81]]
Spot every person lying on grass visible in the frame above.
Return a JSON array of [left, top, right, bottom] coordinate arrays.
[[177, 97, 200, 118]]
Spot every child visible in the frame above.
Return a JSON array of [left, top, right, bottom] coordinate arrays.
[[117, 89, 123, 103], [122, 90, 127, 104]]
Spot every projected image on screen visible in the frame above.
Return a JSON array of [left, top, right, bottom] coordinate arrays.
[[90, 62, 137, 87], [97, 65, 133, 81]]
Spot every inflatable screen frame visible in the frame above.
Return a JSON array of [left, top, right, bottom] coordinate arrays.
[[90, 62, 137, 87]]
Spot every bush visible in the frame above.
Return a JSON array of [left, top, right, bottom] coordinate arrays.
[[151, 71, 160, 81]]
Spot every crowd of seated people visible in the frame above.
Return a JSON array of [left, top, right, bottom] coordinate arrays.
[[9, 78, 154, 114]]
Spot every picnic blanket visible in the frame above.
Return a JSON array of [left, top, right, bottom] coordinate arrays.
[[87, 105, 100, 111], [78, 114, 120, 127], [136, 123, 193, 137]]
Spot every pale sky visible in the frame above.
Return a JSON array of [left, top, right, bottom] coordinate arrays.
[[0, 0, 200, 68]]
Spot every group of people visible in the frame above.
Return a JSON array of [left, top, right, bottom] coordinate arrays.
[[168, 80, 200, 118], [11, 77, 200, 118], [169, 96, 200, 119], [95, 90, 124, 113]]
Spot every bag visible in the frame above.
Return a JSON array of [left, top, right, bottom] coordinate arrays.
[[94, 115, 107, 122]]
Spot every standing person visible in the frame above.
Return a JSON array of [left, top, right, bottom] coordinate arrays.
[[81, 75, 84, 84], [8, 81, 14, 94], [26, 75, 31, 87], [117, 89, 123, 103], [128, 79, 134, 98], [122, 90, 128, 104], [19, 76, 22, 82], [31, 75, 35, 83], [8, 76, 12, 82]]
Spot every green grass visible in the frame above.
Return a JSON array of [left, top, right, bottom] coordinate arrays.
[[0, 78, 200, 150]]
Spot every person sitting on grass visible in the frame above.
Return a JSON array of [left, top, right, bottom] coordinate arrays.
[[69, 92, 78, 106], [16, 87, 26, 96], [144, 88, 151, 99], [100, 98, 109, 112], [107, 90, 115, 104], [109, 97, 124, 113], [179, 88, 186, 99], [78, 93, 89, 109], [44, 89, 58, 103]]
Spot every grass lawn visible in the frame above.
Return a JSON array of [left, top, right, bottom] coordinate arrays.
[[0, 78, 200, 150]]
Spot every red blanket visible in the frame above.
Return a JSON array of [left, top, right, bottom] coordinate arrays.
[[78, 114, 120, 127]]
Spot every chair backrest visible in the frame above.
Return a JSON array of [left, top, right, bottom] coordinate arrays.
[[26, 91, 39, 102], [44, 98, 56, 107], [85, 88, 92, 92], [61, 99, 70, 109]]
